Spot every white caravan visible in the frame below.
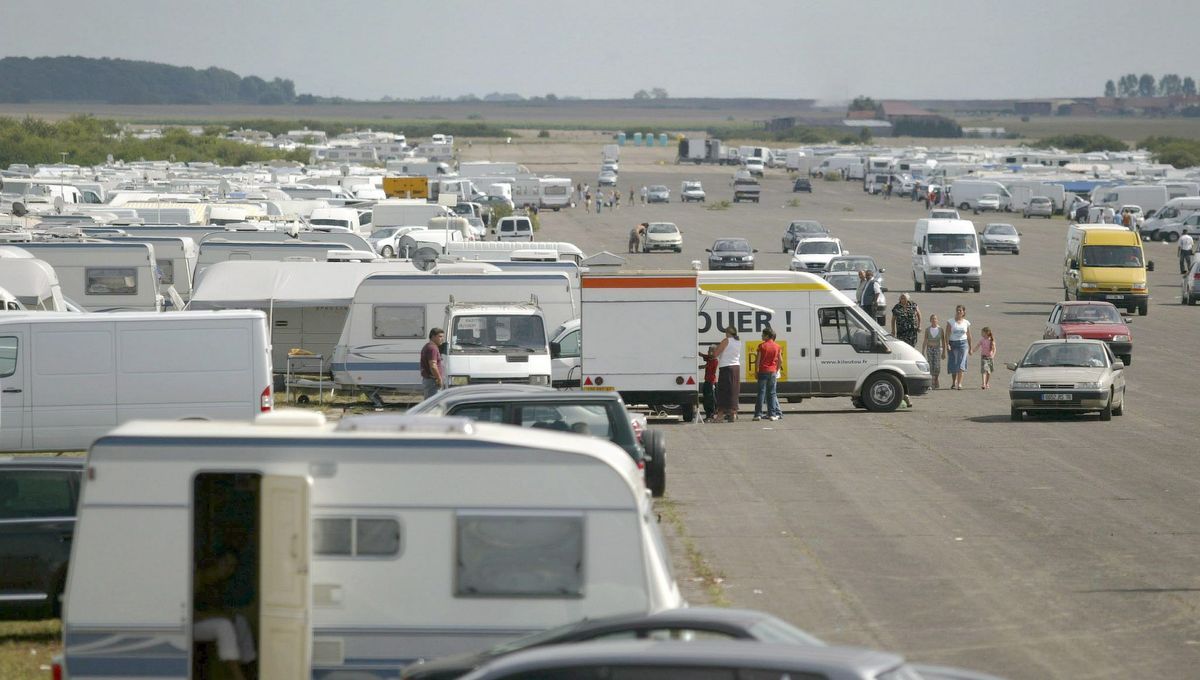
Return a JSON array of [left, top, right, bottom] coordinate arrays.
[[1092, 184, 1169, 214], [0, 248, 68, 311], [695, 271, 932, 411], [0, 311, 272, 452], [193, 240, 355, 282], [198, 230, 374, 253], [119, 201, 210, 225], [332, 271, 577, 392], [513, 177, 573, 210], [912, 218, 982, 292], [105, 235, 198, 304], [10, 241, 163, 312], [445, 240, 585, 264], [188, 259, 418, 373], [59, 413, 681, 679], [948, 179, 1012, 211], [371, 199, 455, 229]]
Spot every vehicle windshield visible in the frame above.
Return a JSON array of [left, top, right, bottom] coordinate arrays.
[[1022, 343, 1108, 368], [449, 314, 546, 353], [1031, 198, 1051, 205], [650, 186, 667, 192], [799, 241, 840, 254], [1081, 245, 1143, 268], [926, 233, 977, 254], [309, 218, 350, 228], [747, 617, 827, 646], [790, 221, 824, 234], [824, 273, 859, 289], [369, 228, 399, 238], [986, 224, 1017, 235], [828, 257, 875, 272], [714, 239, 749, 252], [1062, 305, 1122, 323], [684, 183, 701, 190], [647, 223, 677, 234]]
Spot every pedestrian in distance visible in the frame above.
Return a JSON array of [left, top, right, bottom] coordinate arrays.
[[420, 328, 446, 399], [859, 270, 882, 322], [711, 326, 742, 423], [700, 345, 718, 422], [945, 305, 973, 390], [640, 185, 648, 204], [585, 191, 592, 214], [1178, 232, 1195, 274], [974, 326, 997, 390], [752, 327, 783, 421], [596, 194, 603, 214], [629, 187, 635, 205], [922, 313, 946, 389]]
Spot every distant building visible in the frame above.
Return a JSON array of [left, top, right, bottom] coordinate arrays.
[[841, 120, 893, 137], [1014, 101, 1053, 116], [880, 101, 937, 120]]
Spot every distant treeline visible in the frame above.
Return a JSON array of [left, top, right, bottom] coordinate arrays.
[[0, 116, 309, 168], [212, 119, 514, 139], [0, 56, 297, 105]]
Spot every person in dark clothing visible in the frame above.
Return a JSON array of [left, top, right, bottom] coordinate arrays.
[[420, 328, 445, 398]]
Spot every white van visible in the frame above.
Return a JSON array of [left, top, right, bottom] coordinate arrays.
[[1093, 185, 1169, 214], [495, 215, 534, 241], [58, 414, 681, 679], [0, 311, 273, 452], [948, 179, 1012, 212], [695, 271, 931, 411], [912, 218, 983, 292], [1142, 196, 1200, 239]]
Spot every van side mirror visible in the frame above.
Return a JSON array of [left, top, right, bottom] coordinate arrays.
[[549, 341, 561, 358], [1146, 260, 1154, 272], [705, 248, 712, 253], [916, 246, 925, 255], [1069, 258, 1079, 269]]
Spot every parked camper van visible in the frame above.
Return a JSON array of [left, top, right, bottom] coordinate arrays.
[[332, 271, 577, 393], [11, 241, 164, 312], [58, 413, 681, 679], [693, 271, 930, 411], [1064, 224, 1152, 316], [912, 219, 983, 292], [0, 311, 272, 452]]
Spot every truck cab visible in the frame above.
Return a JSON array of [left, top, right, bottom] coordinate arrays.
[[443, 303, 552, 388]]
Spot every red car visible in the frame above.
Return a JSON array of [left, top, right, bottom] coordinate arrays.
[[1043, 301, 1133, 365]]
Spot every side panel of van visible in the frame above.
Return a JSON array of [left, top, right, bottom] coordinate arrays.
[[31, 324, 117, 451]]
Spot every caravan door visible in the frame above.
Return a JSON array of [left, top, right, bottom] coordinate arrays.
[[259, 475, 311, 679], [0, 330, 28, 451]]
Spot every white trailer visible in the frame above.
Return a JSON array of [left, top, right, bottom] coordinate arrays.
[[59, 413, 681, 679], [9, 241, 163, 312], [198, 230, 373, 253], [444, 240, 585, 264], [331, 271, 577, 392], [512, 177, 571, 210], [1093, 184, 1169, 213], [0, 311, 273, 452], [371, 199, 455, 229], [193, 240, 355, 282]]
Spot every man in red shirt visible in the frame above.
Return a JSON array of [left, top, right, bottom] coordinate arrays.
[[753, 327, 782, 421], [420, 328, 445, 399]]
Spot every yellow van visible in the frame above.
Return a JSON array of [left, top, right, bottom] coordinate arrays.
[[1063, 224, 1153, 315]]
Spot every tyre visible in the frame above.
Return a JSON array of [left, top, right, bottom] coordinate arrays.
[[1010, 407, 1022, 422], [981, 247, 987, 255], [642, 429, 667, 498], [914, 278, 922, 292], [1189, 293, 1197, 306], [1120, 354, 1131, 366], [1014, 249, 1020, 255], [1113, 393, 1125, 416], [1137, 301, 1148, 316], [972, 284, 981, 293], [959, 202, 970, 211], [861, 373, 903, 412], [851, 396, 864, 409], [381, 245, 395, 258], [1100, 393, 1113, 421], [681, 401, 696, 423], [1166, 231, 1180, 243]]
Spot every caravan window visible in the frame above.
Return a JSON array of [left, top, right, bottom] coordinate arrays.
[[314, 517, 401, 557], [156, 259, 175, 284], [85, 268, 137, 295], [456, 513, 584, 598], [373, 305, 425, 339], [0, 336, 17, 377]]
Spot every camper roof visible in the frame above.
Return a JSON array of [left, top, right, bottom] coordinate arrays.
[[189, 260, 419, 308], [0, 310, 265, 326]]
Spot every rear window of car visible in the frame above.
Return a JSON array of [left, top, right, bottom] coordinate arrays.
[[0, 470, 79, 519]]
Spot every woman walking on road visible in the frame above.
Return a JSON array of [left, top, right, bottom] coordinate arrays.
[[922, 313, 946, 389], [945, 305, 973, 390], [710, 326, 742, 423], [890, 293, 921, 347]]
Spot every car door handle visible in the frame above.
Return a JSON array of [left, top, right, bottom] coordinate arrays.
[[2, 388, 21, 393]]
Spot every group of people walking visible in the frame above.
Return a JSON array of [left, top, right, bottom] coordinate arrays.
[[891, 298, 997, 391]]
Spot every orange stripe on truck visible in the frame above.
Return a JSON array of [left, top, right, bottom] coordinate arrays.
[[582, 277, 697, 288]]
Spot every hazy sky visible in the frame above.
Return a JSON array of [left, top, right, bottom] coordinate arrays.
[[3, 0, 1197, 101]]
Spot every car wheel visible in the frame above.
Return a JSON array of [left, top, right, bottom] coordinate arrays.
[[681, 401, 696, 423], [1188, 293, 1197, 306], [913, 278, 922, 292], [981, 247, 987, 255], [1010, 406, 1022, 422], [959, 202, 970, 211], [972, 284, 981, 293], [1120, 354, 1132, 366], [1166, 232, 1180, 243], [642, 429, 667, 498], [1014, 249, 1020, 255], [381, 245, 395, 258], [1100, 392, 1113, 421], [861, 373, 903, 412], [1113, 393, 1125, 416], [1138, 301, 1148, 316]]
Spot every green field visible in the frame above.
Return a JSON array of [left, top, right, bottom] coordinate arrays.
[[0, 620, 59, 680]]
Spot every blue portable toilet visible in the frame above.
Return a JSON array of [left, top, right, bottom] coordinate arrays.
[[644, 133, 654, 146], [617, 132, 626, 145], [632, 132, 643, 146], [658, 133, 669, 147]]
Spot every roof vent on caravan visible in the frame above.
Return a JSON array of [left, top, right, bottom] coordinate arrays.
[[430, 262, 502, 274], [255, 410, 328, 427], [335, 415, 476, 435], [510, 249, 558, 262], [326, 249, 381, 263]]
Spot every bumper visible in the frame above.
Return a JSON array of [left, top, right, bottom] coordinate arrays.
[[1010, 389, 1108, 411], [645, 241, 681, 250], [1075, 291, 1148, 305], [925, 273, 981, 287], [710, 262, 755, 270], [904, 375, 933, 396], [983, 242, 1018, 251]]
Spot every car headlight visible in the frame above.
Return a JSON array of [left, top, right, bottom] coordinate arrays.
[[741, 255, 753, 261], [449, 375, 469, 386], [1066, 334, 1082, 339], [968, 267, 979, 274], [1075, 381, 1101, 389], [529, 375, 550, 385], [1080, 282, 1099, 290], [916, 361, 929, 373], [1011, 381, 1039, 389], [1111, 334, 1130, 342], [1130, 281, 1147, 292]]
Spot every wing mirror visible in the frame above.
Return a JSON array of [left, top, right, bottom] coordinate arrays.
[[1112, 360, 1125, 371], [879, 267, 886, 273], [1122, 316, 1133, 324], [752, 249, 759, 253], [1005, 362, 1018, 371], [549, 341, 561, 358], [916, 246, 925, 255], [1146, 260, 1155, 272], [1069, 258, 1079, 269], [705, 248, 713, 253]]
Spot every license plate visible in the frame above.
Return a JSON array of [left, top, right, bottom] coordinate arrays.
[[948, 279, 963, 284], [1105, 294, 1124, 300], [1041, 393, 1073, 401]]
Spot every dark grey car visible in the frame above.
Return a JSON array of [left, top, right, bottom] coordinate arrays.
[[708, 238, 757, 270], [781, 220, 829, 252], [0, 457, 84, 619]]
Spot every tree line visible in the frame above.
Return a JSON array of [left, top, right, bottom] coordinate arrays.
[[0, 56, 297, 105], [1103, 73, 1197, 98]]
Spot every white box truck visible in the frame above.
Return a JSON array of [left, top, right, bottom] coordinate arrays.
[[0, 310, 273, 452], [58, 413, 682, 679]]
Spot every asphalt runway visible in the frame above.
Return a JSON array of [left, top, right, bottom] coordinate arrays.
[[531, 156, 1199, 679]]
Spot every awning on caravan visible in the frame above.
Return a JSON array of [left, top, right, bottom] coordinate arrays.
[[188, 260, 418, 309]]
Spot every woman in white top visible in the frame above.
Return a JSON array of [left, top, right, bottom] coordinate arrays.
[[710, 326, 742, 422], [944, 305, 973, 390]]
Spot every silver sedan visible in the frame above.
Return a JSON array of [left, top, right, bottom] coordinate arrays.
[[1008, 339, 1126, 421]]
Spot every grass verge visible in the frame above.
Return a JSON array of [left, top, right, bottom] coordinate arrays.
[[0, 620, 60, 680], [655, 498, 730, 606]]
